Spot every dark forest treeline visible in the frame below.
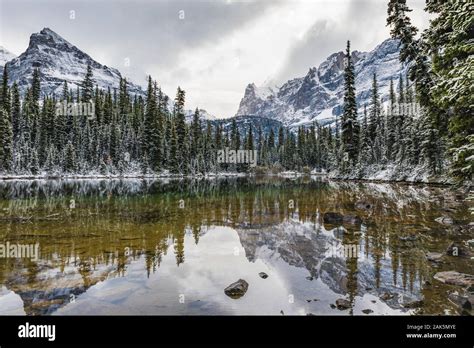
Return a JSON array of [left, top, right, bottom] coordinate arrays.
[[0, 1, 471, 182]]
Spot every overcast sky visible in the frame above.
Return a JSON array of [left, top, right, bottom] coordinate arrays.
[[0, 0, 430, 117]]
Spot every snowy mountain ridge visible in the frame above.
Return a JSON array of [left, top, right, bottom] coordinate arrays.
[[1, 28, 217, 121], [3, 28, 145, 97], [236, 39, 408, 128]]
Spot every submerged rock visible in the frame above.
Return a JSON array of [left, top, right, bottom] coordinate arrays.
[[426, 252, 444, 262], [402, 300, 424, 309], [323, 212, 343, 224], [323, 212, 362, 225], [380, 292, 394, 301], [258, 272, 268, 279], [224, 279, 249, 299], [355, 200, 373, 211], [435, 216, 454, 225], [399, 235, 418, 242], [434, 271, 474, 288], [335, 298, 351, 310], [467, 239, 474, 248], [448, 292, 472, 310]]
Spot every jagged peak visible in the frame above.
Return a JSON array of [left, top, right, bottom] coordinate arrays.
[[246, 83, 257, 90], [28, 27, 74, 50]]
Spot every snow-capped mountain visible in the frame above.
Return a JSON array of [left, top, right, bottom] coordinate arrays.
[[2, 28, 218, 122], [0, 46, 16, 68], [184, 108, 218, 123], [236, 39, 408, 128], [3, 28, 144, 97]]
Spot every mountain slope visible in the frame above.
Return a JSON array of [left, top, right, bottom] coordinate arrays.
[[236, 39, 408, 128], [3, 28, 144, 97], [2, 28, 220, 122]]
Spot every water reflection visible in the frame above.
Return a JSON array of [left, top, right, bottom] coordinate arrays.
[[0, 178, 471, 315]]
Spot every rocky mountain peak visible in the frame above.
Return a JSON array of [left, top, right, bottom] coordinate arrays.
[[236, 38, 406, 128], [5, 27, 143, 97]]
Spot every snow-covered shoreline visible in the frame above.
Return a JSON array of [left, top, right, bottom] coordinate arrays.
[[0, 169, 457, 186]]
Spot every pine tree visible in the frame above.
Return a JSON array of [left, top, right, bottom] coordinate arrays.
[[387, 0, 418, 60], [190, 108, 201, 159], [386, 78, 397, 161], [341, 41, 359, 168], [143, 76, 157, 170], [169, 123, 178, 173], [64, 141, 77, 173], [368, 73, 383, 164], [81, 64, 94, 102], [424, 0, 473, 181], [174, 87, 187, 173], [0, 66, 11, 115], [11, 82, 20, 142], [0, 109, 13, 172]]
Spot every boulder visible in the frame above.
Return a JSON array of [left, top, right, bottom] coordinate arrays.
[[402, 300, 424, 309], [355, 200, 373, 211], [435, 216, 454, 225], [224, 279, 249, 299], [323, 212, 343, 224], [426, 252, 444, 262], [448, 292, 472, 310], [335, 298, 351, 310], [362, 309, 373, 314], [258, 272, 268, 279], [323, 212, 362, 225], [379, 292, 394, 301], [433, 271, 474, 288], [467, 239, 474, 248]]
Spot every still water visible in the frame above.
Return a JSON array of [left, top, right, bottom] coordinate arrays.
[[0, 177, 472, 315]]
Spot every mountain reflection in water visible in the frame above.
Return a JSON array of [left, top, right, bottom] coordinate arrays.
[[0, 178, 471, 315]]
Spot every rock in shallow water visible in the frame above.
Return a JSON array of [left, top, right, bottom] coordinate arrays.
[[426, 252, 444, 262], [323, 212, 362, 225], [435, 216, 454, 225], [433, 271, 474, 288], [379, 292, 394, 301], [335, 298, 351, 310], [355, 200, 373, 211], [402, 300, 424, 309], [224, 279, 249, 299], [323, 212, 343, 224], [448, 292, 472, 310]]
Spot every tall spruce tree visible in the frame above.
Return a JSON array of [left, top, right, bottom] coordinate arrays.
[[0, 109, 13, 172], [81, 64, 94, 102], [341, 41, 359, 168]]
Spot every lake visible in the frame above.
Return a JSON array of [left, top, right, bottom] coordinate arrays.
[[0, 177, 472, 315]]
